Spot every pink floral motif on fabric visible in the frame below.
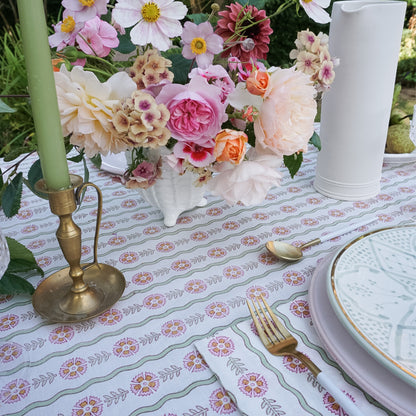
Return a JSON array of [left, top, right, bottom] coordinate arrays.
[[98, 308, 123, 325], [132, 272, 153, 286], [238, 372, 268, 397], [209, 387, 237, 414], [59, 357, 88, 379], [0, 343, 22, 363], [130, 372, 160, 396], [72, 395, 103, 416], [223, 265, 244, 279], [119, 251, 139, 264], [246, 286, 268, 300], [171, 259, 192, 272], [113, 337, 140, 358], [208, 247, 227, 258], [205, 302, 230, 319], [283, 271, 305, 286], [241, 236, 260, 246], [207, 335, 235, 357], [0, 314, 19, 331], [161, 320, 186, 337], [222, 221, 240, 231], [49, 326, 74, 344], [143, 294, 166, 309], [121, 199, 137, 208], [1, 378, 30, 404], [183, 351, 208, 372], [184, 279, 207, 294], [283, 355, 309, 373], [290, 300, 310, 319]]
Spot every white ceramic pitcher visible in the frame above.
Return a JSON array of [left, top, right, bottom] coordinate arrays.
[[314, 0, 407, 200]]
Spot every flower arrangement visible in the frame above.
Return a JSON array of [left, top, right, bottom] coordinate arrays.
[[49, 0, 337, 206]]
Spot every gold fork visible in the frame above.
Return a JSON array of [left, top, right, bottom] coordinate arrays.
[[248, 295, 365, 416]]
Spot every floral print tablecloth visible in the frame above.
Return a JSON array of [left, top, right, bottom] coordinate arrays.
[[1, 148, 415, 416]]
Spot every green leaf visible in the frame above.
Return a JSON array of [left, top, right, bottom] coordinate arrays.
[[0, 272, 35, 295], [90, 154, 102, 169], [68, 153, 84, 163], [0, 98, 16, 113], [6, 237, 44, 276], [115, 30, 136, 54], [22, 159, 48, 201], [1, 172, 23, 218], [161, 50, 194, 84], [237, 0, 266, 8], [309, 131, 321, 150], [283, 152, 303, 178], [187, 13, 209, 24]]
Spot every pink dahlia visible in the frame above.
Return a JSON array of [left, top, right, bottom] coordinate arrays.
[[215, 2, 273, 63]]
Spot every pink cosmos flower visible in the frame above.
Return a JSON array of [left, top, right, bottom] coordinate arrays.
[[299, 0, 331, 24], [49, 13, 84, 51], [76, 16, 119, 57], [181, 21, 223, 69], [156, 75, 227, 144], [254, 67, 316, 157], [209, 150, 282, 206], [62, 0, 109, 22], [189, 65, 234, 103], [174, 141, 215, 167]]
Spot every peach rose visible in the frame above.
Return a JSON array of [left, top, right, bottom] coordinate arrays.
[[246, 70, 269, 96], [254, 67, 316, 157], [214, 129, 248, 165]]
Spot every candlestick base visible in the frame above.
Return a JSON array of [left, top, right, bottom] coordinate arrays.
[[33, 175, 125, 323], [32, 262, 125, 322]]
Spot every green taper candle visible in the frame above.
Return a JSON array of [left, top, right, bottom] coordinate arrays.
[[17, 0, 71, 190]]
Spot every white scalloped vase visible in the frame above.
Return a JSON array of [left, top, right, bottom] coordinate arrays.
[[134, 148, 207, 227]]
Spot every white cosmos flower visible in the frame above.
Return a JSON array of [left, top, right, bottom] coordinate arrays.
[[112, 0, 188, 51], [54, 66, 136, 157], [300, 0, 331, 24]]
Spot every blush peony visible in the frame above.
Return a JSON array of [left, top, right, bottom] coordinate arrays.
[[254, 67, 316, 157]]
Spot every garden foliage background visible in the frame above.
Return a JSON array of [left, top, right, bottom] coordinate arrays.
[[0, 0, 414, 158]]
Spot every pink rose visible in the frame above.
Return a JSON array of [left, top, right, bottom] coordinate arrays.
[[254, 68, 316, 157], [156, 76, 227, 144], [189, 65, 235, 103]]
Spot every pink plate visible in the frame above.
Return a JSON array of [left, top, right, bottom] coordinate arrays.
[[309, 253, 415, 416]]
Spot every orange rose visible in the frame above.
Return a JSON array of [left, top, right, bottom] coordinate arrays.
[[51, 58, 65, 72], [214, 129, 248, 165], [246, 70, 270, 96]]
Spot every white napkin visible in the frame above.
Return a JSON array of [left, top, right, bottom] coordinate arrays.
[[194, 317, 386, 415]]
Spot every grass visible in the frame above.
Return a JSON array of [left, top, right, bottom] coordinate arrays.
[[0, 26, 36, 160]]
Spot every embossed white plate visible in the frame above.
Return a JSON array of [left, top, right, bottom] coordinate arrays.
[[327, 226, 416, 387], [310, 254, 415, 416]]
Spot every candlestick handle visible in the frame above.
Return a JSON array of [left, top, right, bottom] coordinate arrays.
[[75, 182, 103, 265], [32, 175, 125, 322]]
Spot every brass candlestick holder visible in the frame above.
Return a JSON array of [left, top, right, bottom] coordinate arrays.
[[32, 175, 125, 323]]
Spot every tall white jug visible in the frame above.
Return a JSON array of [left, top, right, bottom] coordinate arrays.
[[314, 0, 407, 200]]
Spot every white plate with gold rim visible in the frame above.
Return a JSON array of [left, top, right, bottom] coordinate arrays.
[[310, 253, 415, 416], [326, 226, 416, 388]]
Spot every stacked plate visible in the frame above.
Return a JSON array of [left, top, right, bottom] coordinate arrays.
[[309, 225, 416, 416]]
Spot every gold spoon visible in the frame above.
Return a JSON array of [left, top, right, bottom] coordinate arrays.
[[266, 217, 378, 262]]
